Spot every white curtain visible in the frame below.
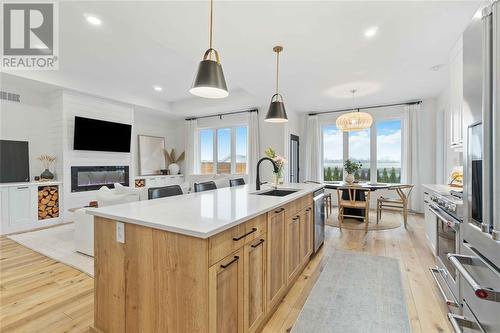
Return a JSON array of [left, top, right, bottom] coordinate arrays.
[[247, 111, 260, 184], [184, 119, 199, 175], [404, 103, 423, 213], [305, 115, 322, 182]]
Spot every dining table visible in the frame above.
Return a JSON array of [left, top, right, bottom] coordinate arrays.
[[324, 181, 404, 221]]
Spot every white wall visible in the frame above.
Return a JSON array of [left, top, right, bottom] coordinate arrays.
[[0, 86, 61, 179]]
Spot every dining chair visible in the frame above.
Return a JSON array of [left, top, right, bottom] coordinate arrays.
[[194, 181, 217, 192], [148, 185, 183, 200], [336, 186, 371, 232], [229, 178, 245, 187], [376, 184, 414, 228]]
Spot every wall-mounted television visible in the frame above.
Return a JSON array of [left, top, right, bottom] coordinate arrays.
[[0, 140, 30, 183], [73, 116, 132, 153]]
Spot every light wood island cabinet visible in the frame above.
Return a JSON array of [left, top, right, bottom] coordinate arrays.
[[91, 193, 314, 333]]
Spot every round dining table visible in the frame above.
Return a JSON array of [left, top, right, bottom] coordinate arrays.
[[323, 182, 403, 221]]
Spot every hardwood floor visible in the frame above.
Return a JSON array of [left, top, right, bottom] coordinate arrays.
[[0, 211, 452, 333]]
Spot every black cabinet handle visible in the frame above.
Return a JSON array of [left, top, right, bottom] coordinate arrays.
[[424, 192, 429, 195], [274, 208, 285, 213], [233, 228, 257, 241], [424, 200, 429, 204], [292, 215, 300, 221], [220, 256, 239, 269], [306, 207, 312, 211], [251, 239, 265, 248]]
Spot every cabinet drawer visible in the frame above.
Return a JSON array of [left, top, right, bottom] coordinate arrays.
[[209, 214, 266, 266]]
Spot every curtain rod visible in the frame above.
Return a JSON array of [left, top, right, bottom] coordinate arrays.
[[185, 108, 258, 121], [308, 100, 422, 116]]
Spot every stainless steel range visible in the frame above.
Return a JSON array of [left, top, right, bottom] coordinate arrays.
[[429, 192, 464, 313]]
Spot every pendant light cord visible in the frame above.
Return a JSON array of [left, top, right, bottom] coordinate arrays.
[[209, 0, 213, 50], [276, 50, 280, 94]]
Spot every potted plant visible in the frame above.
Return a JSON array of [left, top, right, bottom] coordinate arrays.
[[343, 159, 362, 184], [37, 154, 57, 180], [164, 149, 185, 175], [264, 147, 287, 185]]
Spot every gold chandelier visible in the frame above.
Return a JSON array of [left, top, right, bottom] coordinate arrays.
[[336, 89, 373, 132]]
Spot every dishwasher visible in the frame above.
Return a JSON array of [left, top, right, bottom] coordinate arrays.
[[313, 188, 325, 252]]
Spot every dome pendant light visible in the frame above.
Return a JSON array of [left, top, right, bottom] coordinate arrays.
[[190, 0, 228, 99], [265, 46, 288, 123], [336, 89, 373, 131]]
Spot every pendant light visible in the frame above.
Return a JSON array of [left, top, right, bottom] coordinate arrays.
[[265, 46, 288, 123], [336, 89, 373, 131], [190, 0, 228, 99]]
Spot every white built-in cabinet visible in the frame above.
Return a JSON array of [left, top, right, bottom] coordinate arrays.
[[0, 181, 63, 235], [449, 37, 464, 149], [423, 190, 437, 254]]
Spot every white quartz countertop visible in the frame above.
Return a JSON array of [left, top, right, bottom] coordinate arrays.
[[88, 183, 324, 238], [422, 184, 462, 196]]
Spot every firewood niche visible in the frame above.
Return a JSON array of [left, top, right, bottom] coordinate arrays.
[[38, 186, 59, 220]]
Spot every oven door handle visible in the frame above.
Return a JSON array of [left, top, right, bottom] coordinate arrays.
[[448, 254, 500, 302], [429, 205, 455, 225], [429, 267, 459, 308], [448, 313, 486, 333]]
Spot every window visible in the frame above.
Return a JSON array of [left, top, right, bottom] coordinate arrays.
[[199, 126, 248, 174], [322, 117, 404, 183], [200, 129, 214, 174], [349, 129, 371, 181], [323, 125, 343, 181], [376, 120, 402, 183]]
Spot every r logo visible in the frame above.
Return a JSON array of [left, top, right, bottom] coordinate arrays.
[[3, 3, 54, 56]]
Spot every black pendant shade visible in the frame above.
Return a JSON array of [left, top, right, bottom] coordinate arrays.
[[265, 94, 288, 123], [190, 57, 228, 99]]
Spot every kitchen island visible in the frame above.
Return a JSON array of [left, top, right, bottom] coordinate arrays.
[[88, 183, 323, 333]]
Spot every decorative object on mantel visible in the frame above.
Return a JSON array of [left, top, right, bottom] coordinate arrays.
[[189, 0, 228, 99], [343, 159, 362, 184], [37, 154, 56, 180], [135, 179, 146, 188], [265, 147, 287, 185], [336, 89, 373, 132], [164, 149, 185, 175], [265, 45, 288, 123]]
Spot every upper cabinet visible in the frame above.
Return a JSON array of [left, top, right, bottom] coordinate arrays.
[[449, 37, 464, 149]]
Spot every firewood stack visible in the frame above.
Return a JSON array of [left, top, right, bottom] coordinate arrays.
[[38, 186, 59, 220]]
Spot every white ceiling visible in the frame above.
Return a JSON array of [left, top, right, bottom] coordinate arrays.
[[6, 1, 480, 117]]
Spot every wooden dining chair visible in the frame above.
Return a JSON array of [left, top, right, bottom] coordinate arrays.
[[336, 186, 371, 232], [376, 184, 414, 228]]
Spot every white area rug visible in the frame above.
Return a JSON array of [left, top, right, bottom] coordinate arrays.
[[7, 223, 94, 276]]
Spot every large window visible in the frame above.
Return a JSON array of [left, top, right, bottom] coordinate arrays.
[[349, 129, 371, 182], [376, 120, 402, 183], [323, 125, 343, 181], [322, 118, 403, 183], [199, 126, 248, 174]]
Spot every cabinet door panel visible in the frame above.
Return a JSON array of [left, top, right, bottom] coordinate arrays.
[[244, 235, 266, 333], [209, 249, 244, 333], [286, 214, 301, 284], [300, 207, 313, 264], [266, 209, 286, 310], [8, 186, 35, 226]]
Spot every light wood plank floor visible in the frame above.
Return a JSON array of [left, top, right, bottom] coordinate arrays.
[[0, 211, 452, 333]]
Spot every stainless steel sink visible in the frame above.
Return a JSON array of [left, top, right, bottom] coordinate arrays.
[[255, 189, 298, 197]]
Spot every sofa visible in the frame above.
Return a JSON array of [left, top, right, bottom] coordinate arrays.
[[74, 184, 142, 256]]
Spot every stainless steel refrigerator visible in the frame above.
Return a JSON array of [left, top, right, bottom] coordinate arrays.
[[453, 1, 500, 332]]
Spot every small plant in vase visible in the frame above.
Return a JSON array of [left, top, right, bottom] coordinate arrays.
[[343, 159, 362, 184], [264, 147, 287, 185], [164, 149, 185, 175], [37, 154, 56, 180]]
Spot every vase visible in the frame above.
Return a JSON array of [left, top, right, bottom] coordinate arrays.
[[345, 173, 354, 184], [40, 169, 54, 180], [168, 163, 180, 175], [273, 173, 279, 186]]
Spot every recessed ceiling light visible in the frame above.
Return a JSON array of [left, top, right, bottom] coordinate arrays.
[[153, 86, 163, 92], [364, 26, 379, 38], [85, 14, 102, 26]]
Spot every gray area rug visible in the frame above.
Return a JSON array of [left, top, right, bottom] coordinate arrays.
[[292, 251, 411, 333]]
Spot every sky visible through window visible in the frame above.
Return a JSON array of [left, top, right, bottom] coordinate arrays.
[[200, 127, 247, 162]]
